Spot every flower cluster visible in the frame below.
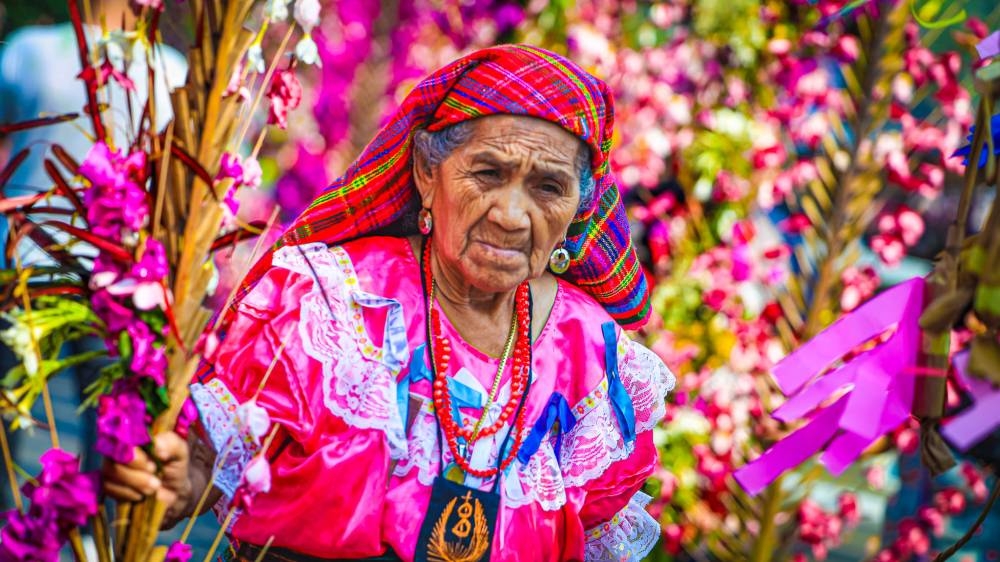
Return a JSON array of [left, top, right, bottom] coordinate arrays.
[[0, 449, 98, 561], [79, 141, 169, 463], [794, 495, 861, 560], [871, 205, 926, 267]]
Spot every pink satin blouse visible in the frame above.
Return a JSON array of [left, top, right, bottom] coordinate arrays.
[[191, 236, 674, 561]]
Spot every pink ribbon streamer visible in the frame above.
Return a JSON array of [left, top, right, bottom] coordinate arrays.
[[977, 30, 1000, 60], [941, 351, 1000, 451], [734, 278, 924, 496]]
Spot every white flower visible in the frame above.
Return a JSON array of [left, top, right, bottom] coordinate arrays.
[[246, 43, 265, 74], [242, 456, 272, 494], [96, 30, 134, 63], [236, 400, 271, 444], [265, 0, 292, 21], [294, 34, 321, 67], [294, 0, 321, 32], [0, 316, 40, 376], [242, 156, 263, 189]]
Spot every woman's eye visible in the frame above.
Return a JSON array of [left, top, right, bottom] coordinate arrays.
[[474, 168, 500, 179], [540, 183, 563, 195]]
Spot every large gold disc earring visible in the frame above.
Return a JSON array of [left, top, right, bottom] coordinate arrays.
[[549, 246, 570, 274], [418, 208, 433, 235]]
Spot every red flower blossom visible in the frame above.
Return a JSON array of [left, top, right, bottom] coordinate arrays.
[[267, 69, 303, 129]]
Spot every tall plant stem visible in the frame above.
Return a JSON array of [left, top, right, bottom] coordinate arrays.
[[803, 2, 905, 337], [748, 476, 784, 562], [753, 3, 907, 559], [0, 424, 22, 512]]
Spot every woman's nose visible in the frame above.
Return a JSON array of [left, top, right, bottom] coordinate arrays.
[[488, 186, 531, 230]]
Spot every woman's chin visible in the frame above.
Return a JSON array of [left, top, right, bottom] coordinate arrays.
[[463, 265, 532, 295]]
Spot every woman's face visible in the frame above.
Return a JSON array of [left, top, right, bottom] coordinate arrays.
[[415, 115, 585, 295]]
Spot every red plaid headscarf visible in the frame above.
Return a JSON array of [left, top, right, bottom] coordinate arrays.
[[238, 44, 650, 328]]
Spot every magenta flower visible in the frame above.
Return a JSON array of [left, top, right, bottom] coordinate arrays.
[[0, 510, 62, 561], [131, 239, 169, 282], [165, 541, 193, 562], [127, 321, 167, 384], [0, 449, 99, 561], [174, 398, 199, 440], [25, 449, 99, 529], [92, 289, 135, 334], [96, 382, 151, 463], [216, 152, 244, 185], [267, 70, 303, 129], [81, 142, 150, 241]]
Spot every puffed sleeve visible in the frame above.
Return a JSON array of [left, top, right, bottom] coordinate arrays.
[[190, 243, 409, 498], [190, 259, 321, 497], [578, 333, 675, 562]]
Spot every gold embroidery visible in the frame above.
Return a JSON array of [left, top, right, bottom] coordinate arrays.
[[427, 491, 490, 562]]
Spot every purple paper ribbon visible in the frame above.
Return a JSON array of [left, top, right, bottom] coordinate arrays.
[[734, 278, 924, 496], [977, 30, 1000, 60], [940, 351, 1000, 451]]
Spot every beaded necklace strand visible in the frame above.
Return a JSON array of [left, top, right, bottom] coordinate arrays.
[[422, 237, 532, 478]]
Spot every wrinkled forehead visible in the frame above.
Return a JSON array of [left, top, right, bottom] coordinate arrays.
[[460, 115, 589, 170], [428, 46, 613, 174]]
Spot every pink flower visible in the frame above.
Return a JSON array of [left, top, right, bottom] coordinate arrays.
[[662, 523, 683, 555], [919, 506, 945, 537], [224, 59, 250, 100], [838, 492, 860, 526], [0, 449, 99, 560], [960, 463, 989, 503], [174, 398, 199, 440], [92, 289, 135, 334], [871, 233, 906, 267], [216, 152, 244, 185], [26, 449, 98, 529], [840, 265, 880, 312], [894, 426, 919, 454], [833, 35, 860, 63], [80, 142, 149, 241], [267, 70, 303, 129], [0, 510, 62, 561], [781, 213, 812, 234], [126, 320, 167, 383], [866, 464, 886, 490], [235, 401, 271, 445], [798, 499, 826, 545], [96, 382, 151, 463], [132, 0, 164, 10], [896, 518, 930, 556], [196, 331, 221, 361], [231, 455, 273, 510], [934, 487, 967, 515], [242, 156, 263, 189], [165, 541, 192, 562]]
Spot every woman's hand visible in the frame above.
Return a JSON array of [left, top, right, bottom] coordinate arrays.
[[101, 431, 194, 522]]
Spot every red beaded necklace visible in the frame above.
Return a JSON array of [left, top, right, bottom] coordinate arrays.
[[423, 237, 532, 478]]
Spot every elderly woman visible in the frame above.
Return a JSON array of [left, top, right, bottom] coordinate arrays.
[[104, 44, 675, 562]]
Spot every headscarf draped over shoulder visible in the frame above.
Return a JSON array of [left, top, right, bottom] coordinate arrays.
[[237, 44, 650, 328]]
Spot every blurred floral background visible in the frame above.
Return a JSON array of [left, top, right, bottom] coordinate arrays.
[[1, 0, 999, 560]]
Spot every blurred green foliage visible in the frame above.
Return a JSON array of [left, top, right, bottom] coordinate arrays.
[[1, 0, 69, 40]]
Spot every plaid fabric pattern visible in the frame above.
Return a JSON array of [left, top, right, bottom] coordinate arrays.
[[234, 44, 650, 328]]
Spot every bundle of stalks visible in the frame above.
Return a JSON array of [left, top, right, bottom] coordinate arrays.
[[0, 0, 319, 559]]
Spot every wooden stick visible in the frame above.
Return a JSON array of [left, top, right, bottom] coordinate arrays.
[[0, 421, 23, 512], [92, 507, 113, 562]]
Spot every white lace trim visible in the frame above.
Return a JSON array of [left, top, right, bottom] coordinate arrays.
[[190, 379, 258, 499], [272, 243, 408, 459], [504, 439, 566, 511], [392, 400, 441, 487], [510, 335, 674, 507], [618, 337, 675, 433], [584, 492, 660, 562]]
